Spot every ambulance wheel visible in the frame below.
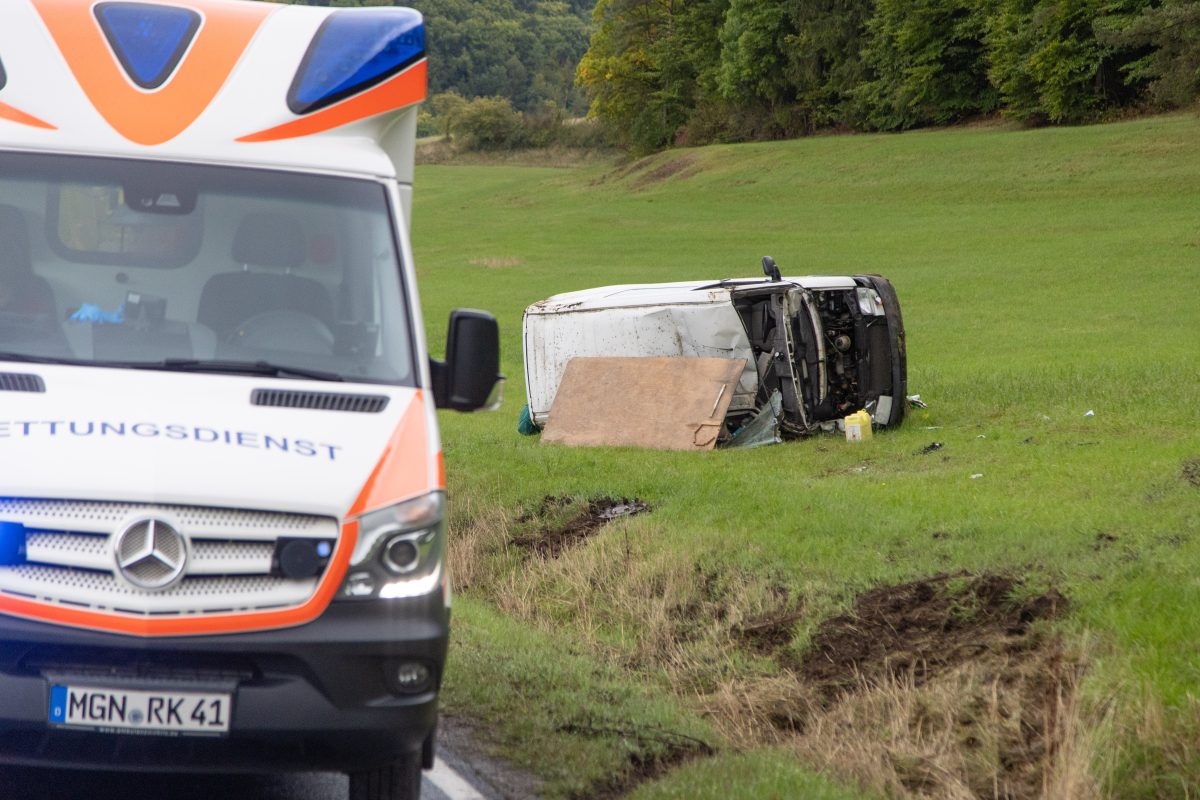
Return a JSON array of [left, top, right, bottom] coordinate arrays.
[[348, 751, 422, 800]]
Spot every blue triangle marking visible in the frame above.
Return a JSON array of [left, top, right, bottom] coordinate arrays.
[[96, 3, 201, 90]]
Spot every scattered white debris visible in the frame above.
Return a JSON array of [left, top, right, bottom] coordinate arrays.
[[1084, 409, 1095, 417], [970, 473, 984, 479], [907, 394, 928, 410], [976, 434, 986, 439]]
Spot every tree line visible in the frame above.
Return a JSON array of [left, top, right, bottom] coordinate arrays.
[[576, 0, 1200, 152], [267, 0, 1198, 154]]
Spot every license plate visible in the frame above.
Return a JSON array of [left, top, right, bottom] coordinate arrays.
[[48, 685, 232, 735]]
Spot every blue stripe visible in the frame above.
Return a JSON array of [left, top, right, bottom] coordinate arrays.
[[48, 685, 68, 723]]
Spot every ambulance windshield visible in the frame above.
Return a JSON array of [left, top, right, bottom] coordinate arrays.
[[0, 152, 415, 385]]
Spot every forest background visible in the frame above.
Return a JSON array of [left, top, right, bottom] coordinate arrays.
[[268, 0, 1199, 153]]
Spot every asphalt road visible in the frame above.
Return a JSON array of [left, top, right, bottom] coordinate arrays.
[[0, 716, 536, 799], [0, 759, 487, 799]]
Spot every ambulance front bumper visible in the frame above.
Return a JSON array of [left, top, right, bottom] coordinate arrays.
[[0, 597, 448, 773]]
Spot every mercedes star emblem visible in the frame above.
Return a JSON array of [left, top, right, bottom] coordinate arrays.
[[114, 518, 188, 591]]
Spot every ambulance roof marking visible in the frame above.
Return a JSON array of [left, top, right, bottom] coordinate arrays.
[[31, 0, 275, 145], [0, 101, 56, 130]]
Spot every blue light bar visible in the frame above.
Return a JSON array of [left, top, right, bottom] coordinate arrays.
[[95, 2, 200, 90], [289, 8, 426, 116], [0, 521, 26, 566]]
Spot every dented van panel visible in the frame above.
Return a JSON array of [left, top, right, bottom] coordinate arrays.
[[524, 273, 906, 440]]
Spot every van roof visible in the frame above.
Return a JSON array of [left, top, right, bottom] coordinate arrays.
[[0, 0, 426, 179]]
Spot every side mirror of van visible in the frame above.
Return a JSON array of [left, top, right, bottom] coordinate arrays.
[[430, 309, 503, 411]]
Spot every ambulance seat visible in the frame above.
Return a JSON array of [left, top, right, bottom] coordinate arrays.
[[197, 212, 334, 340]]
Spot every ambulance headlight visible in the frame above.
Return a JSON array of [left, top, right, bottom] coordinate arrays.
[[338, 491, 444, 600]]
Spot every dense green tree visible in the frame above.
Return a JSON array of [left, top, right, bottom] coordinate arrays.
[[855, 0, 999, 130], [577, 0, 698, 152], [783, 0, 874, 129], [717, 0, 795, 113], [985, 0, 1151, 122], [1099, 0, 1200, 107]]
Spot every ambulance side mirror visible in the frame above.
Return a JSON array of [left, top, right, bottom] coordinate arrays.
[[430, 309, 503, 412]]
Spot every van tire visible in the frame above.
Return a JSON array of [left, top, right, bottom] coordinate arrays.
[[349, 752, 422, 800]]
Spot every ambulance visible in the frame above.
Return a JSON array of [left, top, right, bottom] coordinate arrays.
[[0, 2, 501, 798]]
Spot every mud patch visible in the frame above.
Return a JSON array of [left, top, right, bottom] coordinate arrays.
[[560, 722, 714, 800], [631, 155, 699, 190], [797, 573, 1067, 699], [734, 608, 805, 656], [1182, 457, 1200, 487], [512, 496, 650, 558], [766, 574, 1081, 800]]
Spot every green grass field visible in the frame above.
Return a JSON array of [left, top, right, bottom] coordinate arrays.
[[412, 114, 1200, 799]]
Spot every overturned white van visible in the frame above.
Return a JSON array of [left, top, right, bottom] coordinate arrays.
[[524, 263, 906, 441]]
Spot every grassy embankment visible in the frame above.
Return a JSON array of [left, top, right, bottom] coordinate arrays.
[[412, 113, 1200, 799]]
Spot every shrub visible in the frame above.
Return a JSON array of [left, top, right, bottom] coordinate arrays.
[[455, 96, 528, 150]]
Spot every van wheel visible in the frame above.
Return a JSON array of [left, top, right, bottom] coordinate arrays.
[[349, 752, 422, 800]]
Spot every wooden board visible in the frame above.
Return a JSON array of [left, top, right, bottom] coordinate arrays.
[[541, 356, 746, 451]]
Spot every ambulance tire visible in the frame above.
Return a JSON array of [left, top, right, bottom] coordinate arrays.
[[349, 751, 422, 800]]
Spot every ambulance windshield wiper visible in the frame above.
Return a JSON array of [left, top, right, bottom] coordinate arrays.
[[137, 359, 346, 382], [0, 352, 89, 366]]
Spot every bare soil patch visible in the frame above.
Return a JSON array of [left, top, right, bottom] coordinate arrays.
[[631, 155, 699, 190], [512, 496, 650, 558], [734, 607, 805, 656], [796, 573, 1067, 700], [746, 573, 1084, 800], [1182, 457, 1200, 487]]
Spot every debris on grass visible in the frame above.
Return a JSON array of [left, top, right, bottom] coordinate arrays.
[[918, 442, 944, 455], [907, 394, 928, 409], [512, 496, 650, 558], [971, 473, 984, 479]]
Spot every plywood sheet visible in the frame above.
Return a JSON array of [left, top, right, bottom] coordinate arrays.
[[542, 356, 746, 451]]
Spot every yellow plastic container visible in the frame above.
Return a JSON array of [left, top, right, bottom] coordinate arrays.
[[844, 409, 873, 442]]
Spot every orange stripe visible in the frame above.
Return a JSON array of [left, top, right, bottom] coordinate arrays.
[[238, 60, 427, 144], [0, 520, 358, 637], [0, 101, 55, 130], [347, 390, 432, 517], [32, 0, 274, 145]]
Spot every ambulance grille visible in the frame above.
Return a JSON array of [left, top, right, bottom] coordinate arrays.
[[0, 372, 45, 393], [250, 388, 388, 413], [0, 500, 338, 618]]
